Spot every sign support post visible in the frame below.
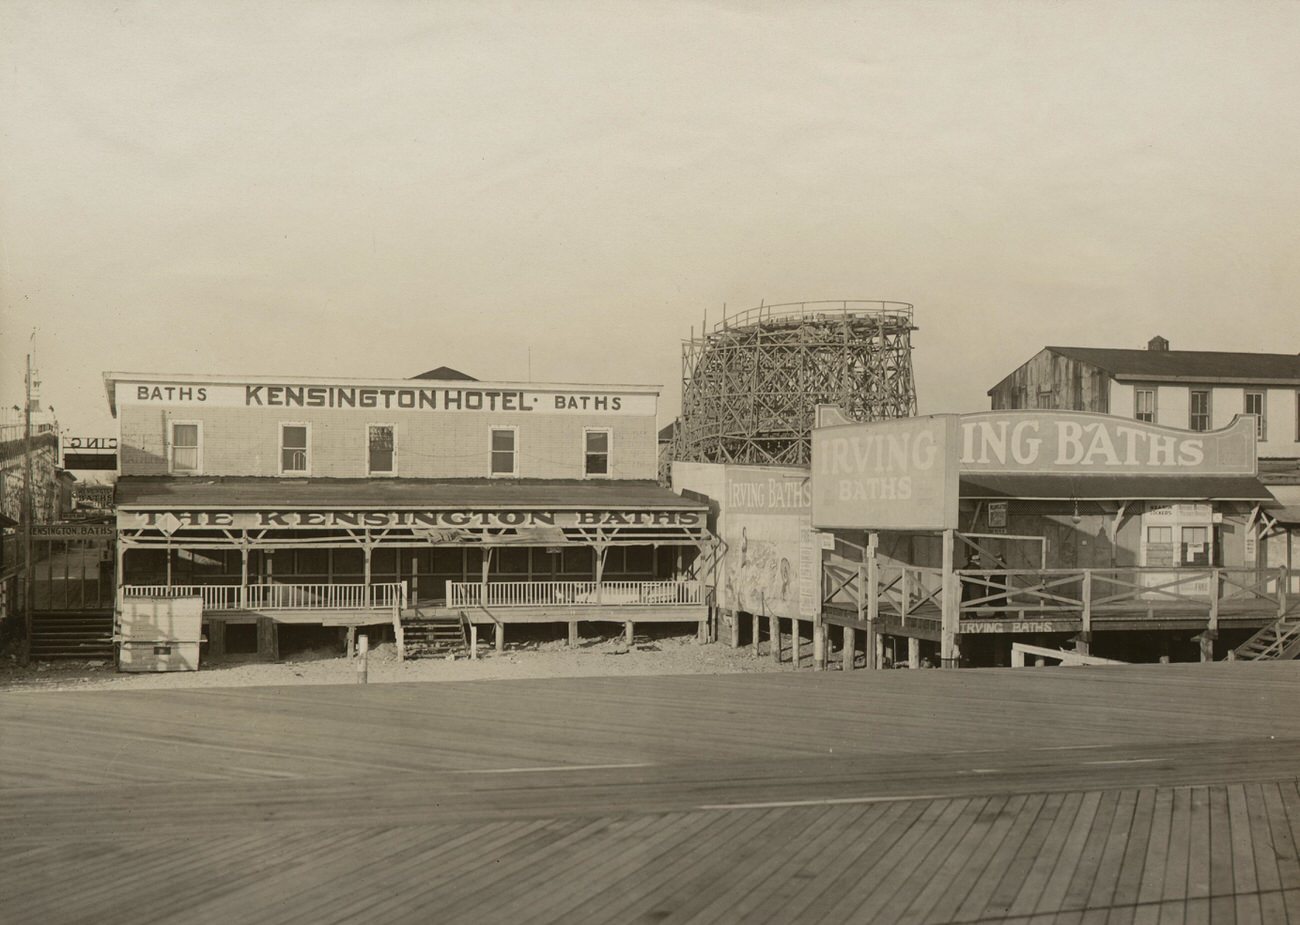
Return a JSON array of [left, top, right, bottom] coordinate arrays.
[[865, 532, 879, 669], [941, 528, 959, 668]]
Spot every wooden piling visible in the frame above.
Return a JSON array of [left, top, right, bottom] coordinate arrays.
[[842, 626, 854, 671], [770, 614, 780, 663]]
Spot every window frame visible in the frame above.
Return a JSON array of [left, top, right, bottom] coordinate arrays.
[[169, 420, 203, 475], [1188, 388, 1211, 432], [1244, 389, 1266, 440], [489, 426, 518, 477], [279, 422, 312, 476], [1133, 387, 1157, 424], [366, 423, 398, 476], [583, 427, 612, 478]]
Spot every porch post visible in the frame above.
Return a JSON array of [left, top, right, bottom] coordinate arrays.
[[593, 544, 605, 605], [239, 541, 249, 610], [1078, 569, 1093, 655], [115, 540, 126, 626], [1201, 569, 1219, 663], [941, 528, 960, 668], [165, 535, 172, 589], [363, 531, 372, 608]]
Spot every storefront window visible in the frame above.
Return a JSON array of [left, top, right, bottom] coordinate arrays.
[[1134, 389, 1156, 423], [368, 424, 396, 474], [490, 428, 516, 476], [171, 422, 201, 473], [584, 429, 610, 476], [1189, 390, 1210, 432], [1244, 391, 1266, 439], [281, 424, 310, 474], [1181, 526, 1210, 566]]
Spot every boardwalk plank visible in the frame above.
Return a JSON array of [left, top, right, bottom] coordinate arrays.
[[925, 795, 1026, 924], [759, 801, 910, 925], [959, 793, 1050, 922], [1136, 787, 1174, 908], [1035, 791, 1104, 916], [985, 792, 1067, 918], [1008, 792, 1085, 919], [1060, 790, 1121, 915], [890, 796, 991, 925]]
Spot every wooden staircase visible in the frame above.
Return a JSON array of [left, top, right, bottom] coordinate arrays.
[[399, 606, 468, 659], [1233, 614, 1300, 661], [29, 610, 115, 660]]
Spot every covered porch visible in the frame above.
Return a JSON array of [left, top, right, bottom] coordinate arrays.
[[114, 475, 715, 661]]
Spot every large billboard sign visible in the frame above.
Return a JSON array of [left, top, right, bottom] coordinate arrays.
[[811, 415, 960, 531], [958, 411, 1256, 475]]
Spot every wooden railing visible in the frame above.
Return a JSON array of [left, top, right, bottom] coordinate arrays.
[[955, 567, 1288, 614], [122, 582, 407, 611], [446, 580, 702, 608]]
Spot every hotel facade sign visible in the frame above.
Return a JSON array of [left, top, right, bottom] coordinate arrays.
[[959, 411, 1256, 475], [115, 382, 655, 415]]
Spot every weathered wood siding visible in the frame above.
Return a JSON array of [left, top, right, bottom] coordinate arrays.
[[988, 348, 1111, 412]]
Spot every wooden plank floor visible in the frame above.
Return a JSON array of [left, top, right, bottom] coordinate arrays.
[[3, 663, 1300, 923], [3, 781, 1299, 923]]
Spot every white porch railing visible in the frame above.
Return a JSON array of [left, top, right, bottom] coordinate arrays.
[[122, 582, 407, 611], [447, 580, 702, 608]]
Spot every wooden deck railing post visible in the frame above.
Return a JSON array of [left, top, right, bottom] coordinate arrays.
[[1079, 570, 1092, 655], [865, 552, 879, 670], [1202, 567, 1221, 663], [940, 529, 959, 668]]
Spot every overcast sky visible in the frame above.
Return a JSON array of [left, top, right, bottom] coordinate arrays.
[[2, 1, 1298, 437]]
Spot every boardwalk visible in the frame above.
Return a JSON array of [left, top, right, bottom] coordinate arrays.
[[3, 664, 1300, 923]]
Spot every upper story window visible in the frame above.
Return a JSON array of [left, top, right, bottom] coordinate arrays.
[[280, 423, 310, 474], [584, 428, 610, 477], [490, 427, 516, 476], [1189, 389, 1211, 432], [368, 424, 396, 475], [1134, 388, 1156, 423], [170, 422, 201, 473], [1244, 390, 1266, 440]]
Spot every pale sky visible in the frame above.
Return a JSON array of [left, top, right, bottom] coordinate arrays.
[[2, 1, 1298, 439]]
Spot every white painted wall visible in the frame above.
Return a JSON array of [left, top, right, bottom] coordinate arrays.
[[1104, 381, 1298, 457], [1211, 387, 1244, 430], [1108, 381, 1134, 418], [1157, 386, 1188, 429]]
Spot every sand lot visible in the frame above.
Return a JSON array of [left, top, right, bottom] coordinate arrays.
[[0, 630, 794, 692]]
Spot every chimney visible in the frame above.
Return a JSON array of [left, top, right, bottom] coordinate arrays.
[[1147, 335, 1169, 352]]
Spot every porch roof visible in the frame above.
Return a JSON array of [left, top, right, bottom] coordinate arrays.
[[959, 473, 1273, 502], [115, 476, 708, 511]]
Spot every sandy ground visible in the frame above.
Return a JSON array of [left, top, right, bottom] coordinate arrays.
[[0, 631, 794, 693]]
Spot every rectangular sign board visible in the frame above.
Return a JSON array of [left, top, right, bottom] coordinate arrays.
[[958, 411, 1255, 475], [811, 414, 960, 531]]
